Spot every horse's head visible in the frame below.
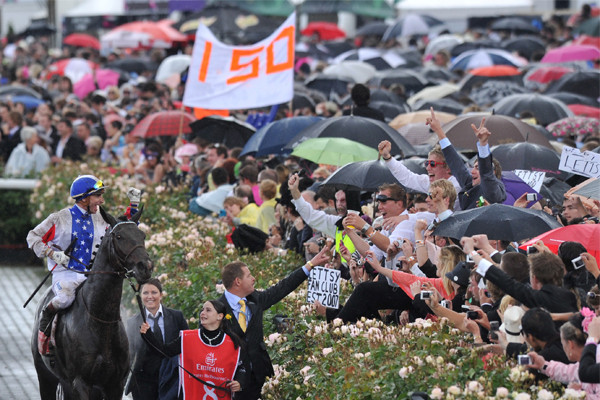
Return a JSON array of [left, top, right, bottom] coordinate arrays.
[[100, 206, 153, 284]]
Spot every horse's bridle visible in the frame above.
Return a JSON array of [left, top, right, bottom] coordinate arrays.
[[107, 221, 147, 278]]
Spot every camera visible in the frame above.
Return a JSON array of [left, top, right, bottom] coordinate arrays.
[[466, 310, 480, 320], [490, 321, 500, 331], [572, 256, 585, 270], [316, 237, 326, 248], [440, 300, 451, 309], [517, 355, 531, 365], [526, 246, 538, 255], [526, 193, 538, 202], [420, 291, 433, 300]]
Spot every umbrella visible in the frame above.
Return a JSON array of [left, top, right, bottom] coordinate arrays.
[[490, 142, 567, 180], [291, 137, 378, 166], [155, 55, 191, 83], [442, 113, 553, 151], [189, 116, 255, 148], [9, 95, 44, 110], [0, 85, 42, 99], [540, 177, 572, 207], [101, 21, 186, 49], [240, 116, 323, 157], [63, 33, 100, 50], [390, 110, 456, 131], [285, 115, 417, 158], [433, 204, 561, 241], [450, 40, 501, 58], [490, 17, 540, 34], [304, 74, 354, 98], [321, 160, 406, 191], [301, 22, 346, 41], [574, 18, 600, 37], [383, 14, 445, 40], [43, 58, 98, 83], [19, 20, 56, 37], [544, 70, 600, 100], [568, 104, 600, 118], [105, 58, 157, 74], [572, 35, 600, 49], [397, 123, 436, 146], [541, 44, 600, 63], [418, 66, 459, 83], [492, 93, 574, 126], [355, 22, 389, 37], [414, 98, 466, 115], [370, 89, 407, 106], [291, 92, 317, 111], [519, 224, 600, 261], [174, 3, 284, 45], [73, 69, 120, 99], [425, 34, 463, 57], [407, 83, 460, 108], [572, 178, 600, 201], [547, 92, 600, 107], [501, 171, 538, 206], [502, 36, 546, 59], [323, 61, 377, 84], [450, 49, 526, 72], [470, 81, 528, 107], [367, 69, 429, 96], [547, 117, 600, 138], [370, 101, 410, 121], [525, 65, 575, 84], [132, 110, 195, 138], [458, 66, 523, 94], [334, 48, 407, 70]]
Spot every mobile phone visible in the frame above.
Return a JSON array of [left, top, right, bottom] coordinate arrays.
[[477, 196, 485, 207], [527, 246, 538, 255], [517, 355, 531, 365], [526, 193, 538, 202], [420, 291, 433, 300], [466, 310, 480, 320], [572, 256, 585, 270], [440, 300, 451, 309]]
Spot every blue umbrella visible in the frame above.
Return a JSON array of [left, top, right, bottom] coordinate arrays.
[[240, 116, 323, 157], [10, 95, 45, 110]]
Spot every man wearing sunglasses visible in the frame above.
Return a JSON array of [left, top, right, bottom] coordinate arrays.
[[426, 108, 506, 210]]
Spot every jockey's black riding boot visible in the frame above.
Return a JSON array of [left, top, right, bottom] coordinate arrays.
[[39, 303, 58, 335]]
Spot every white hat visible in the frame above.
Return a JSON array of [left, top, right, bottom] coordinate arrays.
[[500, 306, 525, 344]]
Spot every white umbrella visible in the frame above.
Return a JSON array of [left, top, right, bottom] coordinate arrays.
[[425, 34, 463, 56], [407, 83, 459, 107], [323, 61, 377, 84], [101, 30, 153, 49], [334, 48, 407, 70], [156, 54, 192, 83], [450, 49, 526, 71], [383, 14, 446, 40]]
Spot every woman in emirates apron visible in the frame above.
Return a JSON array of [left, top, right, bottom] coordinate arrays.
[[140, 300, 245, 399]]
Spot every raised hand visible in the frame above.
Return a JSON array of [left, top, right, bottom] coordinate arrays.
[[378, 140, 392, 160], [425, 107, 444, 138], [470, 118, 491, 146]]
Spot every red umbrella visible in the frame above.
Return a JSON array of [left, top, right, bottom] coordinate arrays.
[[568, 104, 600, 118], [131, 110, 195, 137], [63, 33, 100, 50], [301, 22, 346, 41], [526, 66, 574, 84], [519, 224, 600, 261], [572, 35, 600, 50], [469, 65, 521, 77]]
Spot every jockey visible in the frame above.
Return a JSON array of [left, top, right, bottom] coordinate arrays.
[[27, 175, 142, 354]]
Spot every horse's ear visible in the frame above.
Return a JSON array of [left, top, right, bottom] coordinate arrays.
[[99, 206, 117, 227], [131, 205, 144, 224]]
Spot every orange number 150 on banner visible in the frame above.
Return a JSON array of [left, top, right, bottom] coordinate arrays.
[[198, 26, 295, 85]]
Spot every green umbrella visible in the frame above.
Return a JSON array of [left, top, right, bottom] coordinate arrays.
[[291, 137, 378, 166]]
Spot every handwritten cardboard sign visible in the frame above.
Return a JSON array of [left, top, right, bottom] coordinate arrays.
[[514, 170, 545, 193], [559, 146, 600, 178], [307, 267, 341, 309]]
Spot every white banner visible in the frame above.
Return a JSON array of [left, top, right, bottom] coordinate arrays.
[[183, 13, 295, 110], [307, 267, 341, 309], [559, 146, 600, 178], [514, 169, 545, 193]]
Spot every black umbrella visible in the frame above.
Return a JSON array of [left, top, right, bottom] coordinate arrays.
[[490, 142, 568, 180], [433, 204, 561, 241], [540, 177, 572, 207], [370, 101, 410, 121], [370, 89, 408, 106], [19, 20, 56, 37], [450, 40, 500, 58], [418, 66, 459, 83], [106, 58, 157, 74], [490, 17, 540, 34], [285, 115, 417, 158], [368, 69, 429, 96], [291, 93, 316, 111], [470, 81, 528, 107], [321, 160, 413, 192], [356, 22, 390, 37], [492, 93, 573, 126], [458, 73, 523, 94], [189, 116, 255, 148], [501, 36, 546, 59], [0, 85, 42, 99], [414, 98, 466, 115], [544, 70, 600, 100], [304, 74, 354, 98], [547, 92, 600, 108]]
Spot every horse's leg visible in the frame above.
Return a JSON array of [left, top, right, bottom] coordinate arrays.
[[33, 351, 59, 400], [71, 376, 91, 400]]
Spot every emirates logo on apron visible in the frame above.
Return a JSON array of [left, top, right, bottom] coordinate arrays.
[[205, 352, 217, 366]]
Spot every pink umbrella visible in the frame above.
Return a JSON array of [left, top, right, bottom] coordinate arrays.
[[73, 69, 120, 99], [541, 44, 600, 63]]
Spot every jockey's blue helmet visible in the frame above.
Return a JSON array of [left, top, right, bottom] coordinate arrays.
[[70, 175, 107, 200]]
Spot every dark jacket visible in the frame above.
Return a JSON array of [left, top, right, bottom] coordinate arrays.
[[507, 337, 570, 381], [442, 142, 506, 210], [579, 342, 600, 383], [342, 105, 385, 122], [52, 135, 86, 161], [0, 126, 21, 162]]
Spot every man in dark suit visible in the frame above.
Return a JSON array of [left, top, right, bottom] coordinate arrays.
[[0, 110, 23, 162], [427, 108, 506, 210], [463, 237, 579, 315], [342, 84, 385, 122], [125, 278, 188, 400], [51, 118, 86, 163], [219, 249, 329, 400]]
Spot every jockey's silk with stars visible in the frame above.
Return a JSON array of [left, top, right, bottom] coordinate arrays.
[[69, 205, 94, 271]]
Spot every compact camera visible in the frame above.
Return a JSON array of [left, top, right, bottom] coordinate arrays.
[[420, 291, 433, 300], [517, 355, 531, 365], [526, 246, 538, 255], [526, 193, 538, 202], [466, 310, 480, 320], [440, 300, 451, 309], [489, 321, 500, 341], [572, 256, 585, 270]]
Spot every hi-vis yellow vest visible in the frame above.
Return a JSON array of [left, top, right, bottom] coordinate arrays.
[[335, 228, 356, 262]]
